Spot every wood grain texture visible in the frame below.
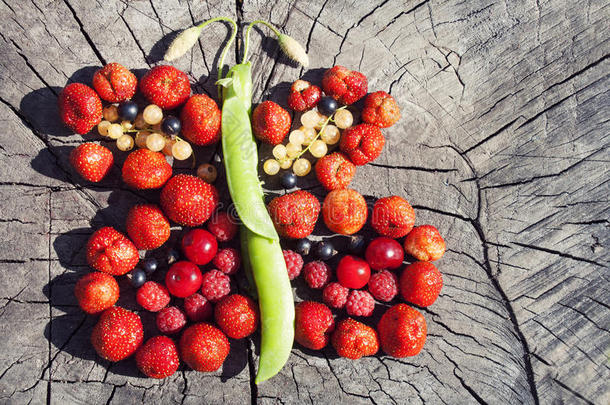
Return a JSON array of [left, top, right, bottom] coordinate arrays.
[[0, 0, 607, 403]]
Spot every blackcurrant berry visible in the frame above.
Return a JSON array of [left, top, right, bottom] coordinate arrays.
[[167, 248, 180, 265], [318, 97, 338, 116], [295, 238, 312, 256], [142, 258, 158, 274], [129, 268, 146, 288], [347, 235, 366, 255], [161, 116, 181, 135], [281, 172, 297, 188], [118, 101, 138, 121], [315, 241, 335, 260]]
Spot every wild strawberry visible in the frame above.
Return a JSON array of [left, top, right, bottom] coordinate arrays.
[[74, 272, 119, 314], [339, 124, 385, 166], [86, 227, 139, 276], [206, 211, 238, 242], [180, 94, 221, 145], [252, 101, 291, 145], [180, 323, 229, 372], [303, 261, 331, 289], [322, 282, 349, 309], [136, 281, 170, 312], [294, 301, 335, 350], [183, 293, 213, 322], [156, 306, 187, 335], [160, 175, 219, 227], [136, 336, 180, 379], [58, 83, 102, 134], [321, 66, 368, 105], [92, 63, 137, 103], [377, 304, 426, 357], [282, 249, 304, 280], [331, 318, 379, 359], [122, 149, 172, 189], [315, 152, 356, 191], [404, 225, 446, 261], [345, 290, 375, 317], [139, 65, 190, 110], [361, 91, 401, 128], [322, 189, 367, 235], [69, 143, 113, 182], [125, 204, 170, 250], [371, 196, 415, 238], [213, 248, 240, 275], [368, 270, 398, 302], [214, 294, 259, 339], [399, 262, 443, 307], [200, 269, 231, 302], [287, 80, 321, 112], [268, 190, 320, 239], [91, 307, 143, 362]]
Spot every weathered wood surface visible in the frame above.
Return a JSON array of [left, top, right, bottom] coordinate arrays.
[[0, 0, 608, 403]]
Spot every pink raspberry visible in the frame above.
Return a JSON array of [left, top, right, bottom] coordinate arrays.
[[283, 250, 304, 280], [213, 248, 241, 275], [207, 212, 238, 242], [345, 290, 375, 317], [156, 306, 187, 334], [367, 270, 398, 302], [322, 282, 349, 309], [200, 269, 231, 302], [136, 281, 170, 312], [183, 293, 213, 322], [303, 261, 331, 289]]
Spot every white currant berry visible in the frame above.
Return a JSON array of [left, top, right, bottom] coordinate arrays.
[[146, 132, 166, 152], [172, 140, 192, 160], [314, 114, 328, 130], [135, 131, 150, 148], [293, 158, 311, 176], [289, 130, 305, 145], [320, 124, 340, 144], [272, 144, 287, 160], [263, 159, 281, 175], [103, 105, 119, 122], [121, 120, 133, 130], [334, 109, 353, 129], [97, 120, 111, 136], [197, 164, 217, 183], [143, 104, 163, 125], [279, 158, 293, 169], [301, 126, 317, 145], [116, 134, 134, 151], [107, 123, 123, 139], [286, 142, 302, 158], [301, 110, 320, 128], [309, 140, 328, 158]]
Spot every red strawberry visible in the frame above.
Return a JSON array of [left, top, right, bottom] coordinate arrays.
[[377, 304, 426, 357], [122, 149, 172, 189], [371, 196, 415, 238], [180, 94, 221, 145], [339, 124, 385, 166], [294, 301, 335, 350], [86, 227, 139, 276], [74, 272, 119, 314], [214, 294, 259, 339], [252, 101, 291, 145], [179, 323, 230, 372], [287, 80, 321, 112], [91, 306, 143, 362], [321, 66, 368, 105], [160, 175, 219, 227], [322, 189, 367, 235], [268, 190, 320, 239], [70, 143, 113, 182], [315, 152, 356, 190], [136, 281, 170, 312], [361, 91, 401, 128], [404, 225, 446, 261], [92, 63, 137, 103], [399, 262, 443, 307], [58, 83, 102, 134], [125, 204, 170, 250], [139, 65, 190, 110], [135, 336, 180, 379], [331, 318, 379, 359]]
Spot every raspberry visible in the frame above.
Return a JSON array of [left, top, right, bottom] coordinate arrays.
[[368, 270, 398, 302], [156, 306, 187, 334], [136, 281, 170, 312], [183, 293, 213, 322], [283, 250, 304, 280], [322, 282, 349, 309], [213, 248, 241, 275], [303, 261, 331, 289], [207, 211, 238, 242], [200, 269, 231, 302], [345, 290, 375, 317]]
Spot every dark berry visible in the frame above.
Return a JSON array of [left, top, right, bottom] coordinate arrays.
[[281, 172, 297, 189], [142, 258, 158, 274], [318, 97, 338, 116], [347, 235, 366, 255], [295, 238, 312, 256], [129, 268, 146, 288], [167, 249, 180, 265], [118, 101, 138, 121], [161, 116, 181, 135], [314, 241, 335, 260]]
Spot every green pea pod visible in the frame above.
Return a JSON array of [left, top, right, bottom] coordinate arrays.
[[239, 226, 257, 300]]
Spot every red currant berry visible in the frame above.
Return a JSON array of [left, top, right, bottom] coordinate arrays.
[[181, 229, 218, 265], [165, 261, 203, 298], [336, 255, 370, 289], [365, 237, 404, 270]]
